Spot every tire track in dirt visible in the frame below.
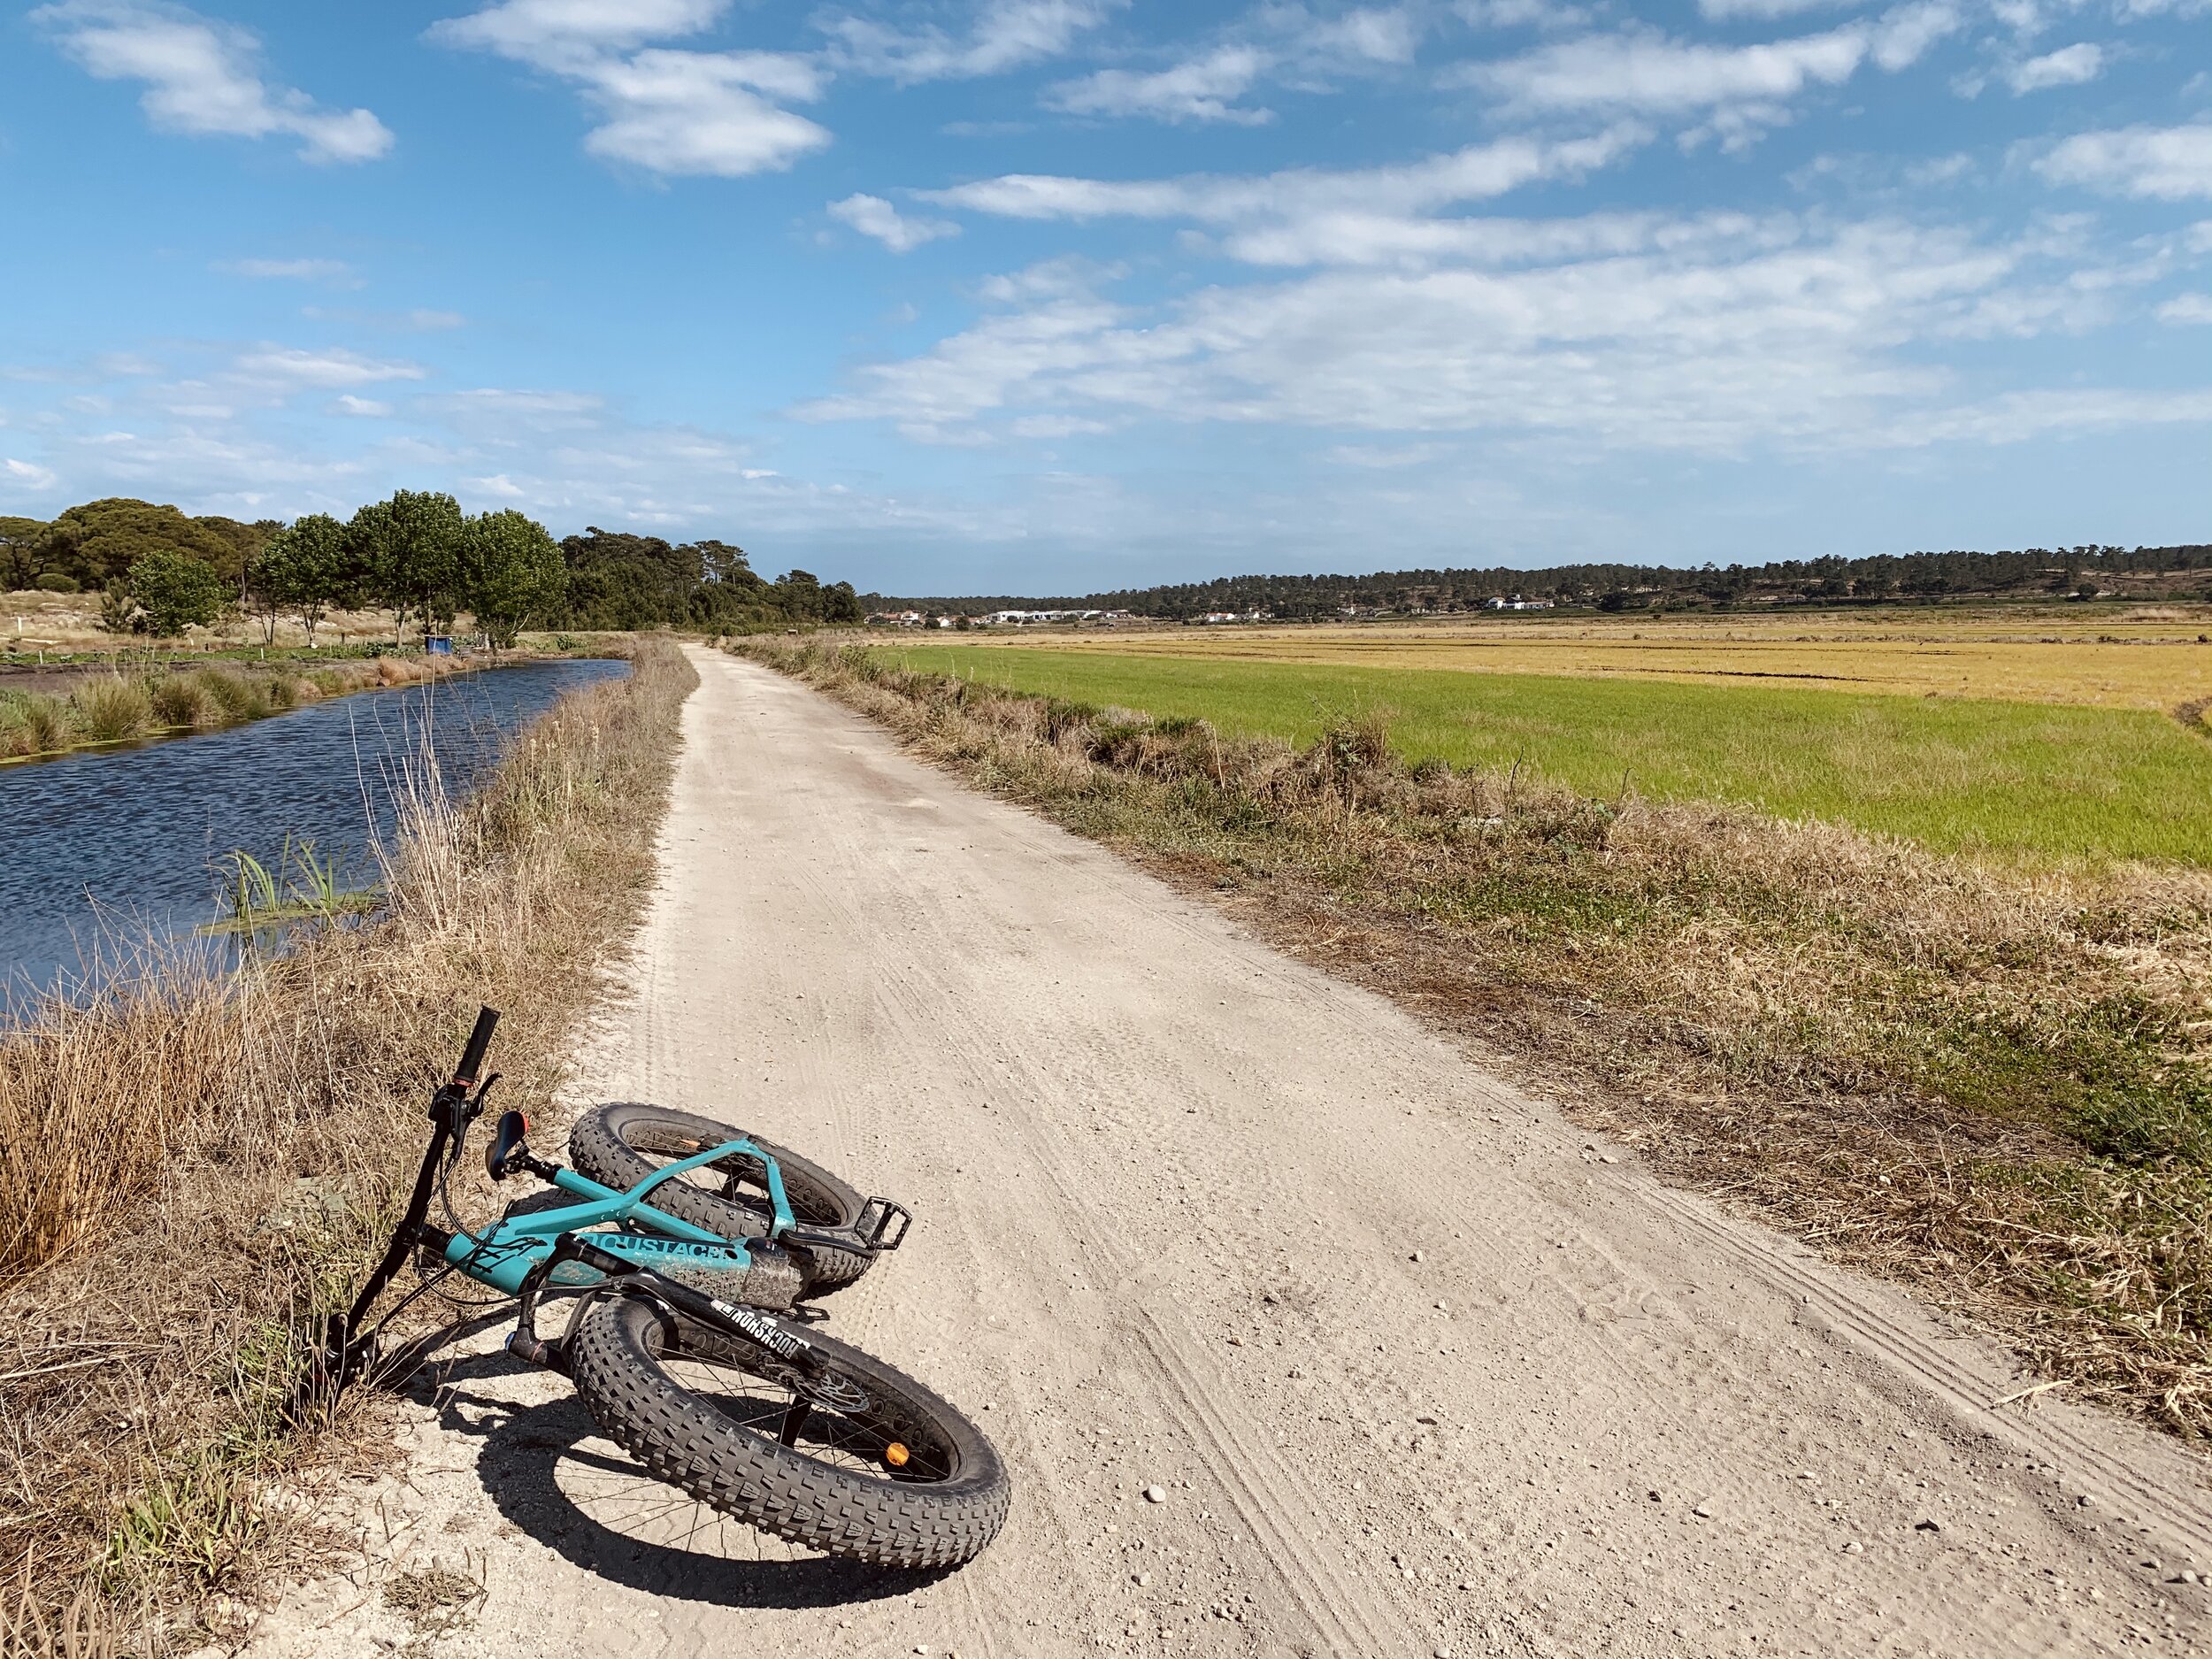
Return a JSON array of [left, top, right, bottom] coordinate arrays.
[[238, 647, 2212, 1659]]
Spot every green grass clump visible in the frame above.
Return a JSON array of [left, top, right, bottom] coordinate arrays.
[[150, 676, 211, 728], [0, 693, 71, 757], [75, 676, 152, 743], [894, 647, 2212, 867], [192, 669, 270, 723]]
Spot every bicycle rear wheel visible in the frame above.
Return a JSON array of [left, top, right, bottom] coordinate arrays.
[[569, 1102, 873, 1295], [567, 1294, 1010, 1570]]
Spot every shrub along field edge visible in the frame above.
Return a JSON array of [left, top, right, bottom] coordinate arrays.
[[0, 638, 698, 1652], [735, 636, 2212, 1448], [881, 643, 2212, 868]]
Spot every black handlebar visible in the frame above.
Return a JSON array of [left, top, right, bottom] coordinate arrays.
[[456, 1005, 501, 1087]]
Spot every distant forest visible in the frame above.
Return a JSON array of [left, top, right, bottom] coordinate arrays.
[[866, 544, 2212, 622], [0, 497, 860, 638]]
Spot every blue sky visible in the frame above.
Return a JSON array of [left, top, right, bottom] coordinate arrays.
[[0, 0, 2207, 594]]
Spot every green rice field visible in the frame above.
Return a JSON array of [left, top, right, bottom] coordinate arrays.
[[887, 644, 2212, 866]]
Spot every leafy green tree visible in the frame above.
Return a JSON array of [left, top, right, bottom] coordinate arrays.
[[97, 582, 138, 634], [458, 510, 566, 648], [249, 513, 352, 645], [555, 529, 703, 629], [0, 517, 48, 589], [39, 499, 245, 588], [348, 490, 464, 642], [775, 569, 826, 620], [119, 549, 228, 636]]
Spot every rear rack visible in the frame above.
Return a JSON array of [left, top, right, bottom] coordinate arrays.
[[781, 1196, 911, 1258]]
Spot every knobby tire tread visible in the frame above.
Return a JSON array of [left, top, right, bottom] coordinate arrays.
[[568, 1102, 872, 1294], [567, 1296, 1010, 1570]]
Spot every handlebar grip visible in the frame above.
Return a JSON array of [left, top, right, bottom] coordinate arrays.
[[456, 1005, 500, 1086]]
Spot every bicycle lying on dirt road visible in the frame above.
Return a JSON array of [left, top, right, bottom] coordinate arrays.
[[321, 1006, 1009, 1570]]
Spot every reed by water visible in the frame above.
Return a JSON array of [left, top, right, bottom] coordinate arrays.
[[0, 657, 451, 763], [0, 639, 696, 1652]]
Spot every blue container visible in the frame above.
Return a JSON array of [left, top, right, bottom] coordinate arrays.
[[425, 635, 453, 656]]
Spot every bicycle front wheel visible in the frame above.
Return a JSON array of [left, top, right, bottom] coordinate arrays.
[[568, 1102, 873, 1295], [567, 1295, 1010, 1570]]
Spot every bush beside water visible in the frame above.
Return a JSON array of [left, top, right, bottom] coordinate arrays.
[[0, 657, 447, 760]]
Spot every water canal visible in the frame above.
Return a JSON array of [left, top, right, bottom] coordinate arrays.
[[0, 657, 628, 998]]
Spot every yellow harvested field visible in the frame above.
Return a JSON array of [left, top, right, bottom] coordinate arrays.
[[963, 604, 2212, 712]]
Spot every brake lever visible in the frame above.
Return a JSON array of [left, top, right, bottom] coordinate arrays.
[[442, 1074, 501, 1170]]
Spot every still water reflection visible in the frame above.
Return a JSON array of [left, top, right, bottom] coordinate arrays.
[[0, 657, 627, 997]]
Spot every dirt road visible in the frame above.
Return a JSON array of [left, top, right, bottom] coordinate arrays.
[[248, 646, 2211, 1658]]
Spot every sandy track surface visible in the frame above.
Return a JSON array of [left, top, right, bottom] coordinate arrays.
[[247, 646, 2211, 1658]]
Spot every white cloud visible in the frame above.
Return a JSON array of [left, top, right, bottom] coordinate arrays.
[[1222, 207, 1785, 270], [1452, 5, 1959, 141], [1697, 0, 1858, 16], [823, 0, 1121, 82], [829, 193, 962, 250], [796, 218, 2163, 455], [431, 1, 829, 175], [1048, 45, 1274, 125], [2158, 293, 2212, 323], [332, 395, 393, 416], [579, 50, 830, 173], [427, 0, 728, 62], [2037, 124, 2212, 199], [1454, 0, 1592, 27], [1328, 441, 1449, 466], [4, 457, 60, 490], [2005, 41, 2102, 91], [1300, 5, 1425, 64], [217, 257, 354, 281], [232, 348, 428, 388], [924, 128, 1645, 225], [35, 0, 394, 163], [1875, 387, 2212, 445]]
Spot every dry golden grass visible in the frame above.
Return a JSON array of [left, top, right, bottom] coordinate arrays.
[[2, 591, 428, 655], [960, 601, 2212, 710], [743, 636, 2212, 1447], [0, 639, 696, 1652], [0, 656, 465, 763]]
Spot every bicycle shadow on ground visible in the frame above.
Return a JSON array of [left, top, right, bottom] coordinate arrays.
[[405, 1348, 950, 1611]]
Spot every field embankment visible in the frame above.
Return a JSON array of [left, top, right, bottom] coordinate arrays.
[[889, 642, 2212, 865], [0, 639, 696, 1652], [737, 636, 2212, 1445]]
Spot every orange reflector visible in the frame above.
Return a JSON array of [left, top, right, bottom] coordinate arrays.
[[884, 1442, 910, 1468]]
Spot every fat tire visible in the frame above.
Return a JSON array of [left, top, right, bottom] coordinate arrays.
[[568, 1294, 1010, 1570], [569, 1102, 872, 1295]]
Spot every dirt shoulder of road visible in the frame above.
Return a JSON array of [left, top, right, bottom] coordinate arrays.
[[734, 634, 2212, 1450], [227, 644, 2208, 1659]]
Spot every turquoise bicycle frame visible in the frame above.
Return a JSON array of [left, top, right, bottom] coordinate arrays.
[[443, 1137, 797, 1296]]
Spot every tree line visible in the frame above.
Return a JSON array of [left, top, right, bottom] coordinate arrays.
[[0, 495, 859, 643], [866, 543, 2212, 621]]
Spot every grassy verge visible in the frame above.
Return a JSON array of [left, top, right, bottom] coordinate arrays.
[[0, 657, 471, 764], [741, 636, 2212, 1443], [0, 639, 697, 1652], [886, 644, 2212, 866]]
